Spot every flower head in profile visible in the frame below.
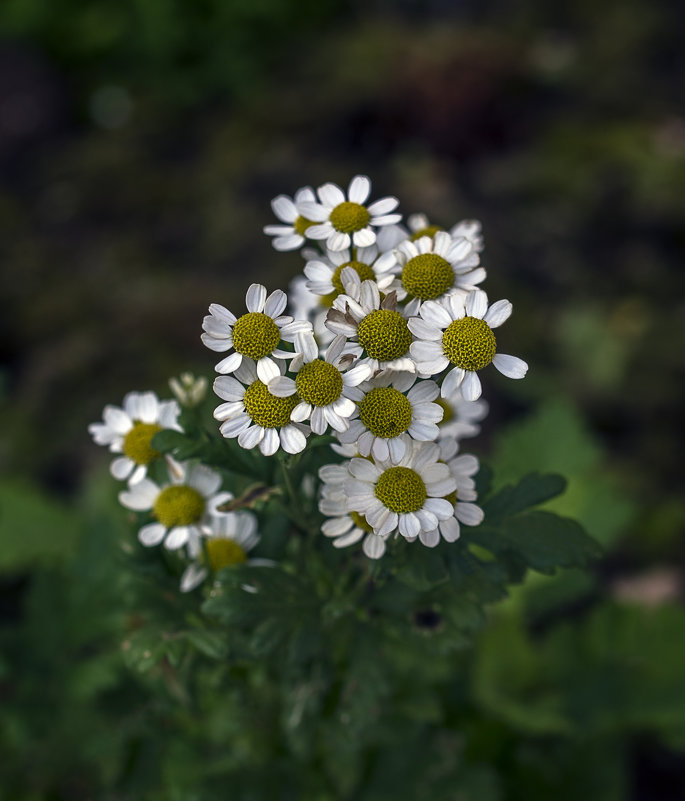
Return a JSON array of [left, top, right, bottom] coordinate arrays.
[[410, 289, 528, 400], [180, 503, 261, 592], [201, 283, 313, 384], [298, 175, 401, 251], [213, 359, 309, 456], [118, 460, 232, 551], [266, 335, 371, 436], [89, 391, 181, 484], [263, 186, 317, 251], [344, 439, 457, 541]]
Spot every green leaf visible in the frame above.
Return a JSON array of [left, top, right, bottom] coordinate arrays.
[[395, 547, 449, 591], [151, 429, 202, 460], [482, 473, 567, 521]]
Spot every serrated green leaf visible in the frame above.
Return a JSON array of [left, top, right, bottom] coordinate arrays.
[[482, 473, 567, 521]]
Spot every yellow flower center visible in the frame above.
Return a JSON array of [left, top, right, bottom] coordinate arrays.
[[206, 538, 247, 571], [329, 201, 371, 234], [296, 360, 343, 407], [231, 312, 280, 360], [122, 422, 162, 465], [358, 387, 412, 439], [442, 317, 496, 371], [350, 511, 374, 533], [375, 467, 427, 513], [243, 380, 299, 428], [153, 485, 205, 528], [357, 310, 412, 362], [293, 215, 314, 236], [410, 225, 443, 241], [434, 398, 453, 424], [401, 253, 454, 301]]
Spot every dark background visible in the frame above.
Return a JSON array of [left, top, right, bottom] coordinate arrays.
[[1, 0, 684, 797]]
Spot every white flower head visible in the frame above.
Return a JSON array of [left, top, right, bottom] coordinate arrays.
[[213, 358, 309, 456], [325, 270, 415, 374], [118, 459, 232, 552], [318, 463, 389, 559], [263, 186, 317, 251], [201, 283, 313, 385], [266, 335, 372, 436], [88, 391, 181, 484], [418, 444, 484, 548], [409, 289, 528, 401], [337, 373, 443, 462], [344, 440, 458, 541], [303, 244, 397, 306], [392, 231, 485, 306], [298, 175, 402, 251], [180, 503, 260, 592], [169, 372, 208, 407]]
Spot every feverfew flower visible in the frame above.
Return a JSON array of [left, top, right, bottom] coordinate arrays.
[[119, 460, 231, 551], [298, 175, 401, 251], [201, 283, 313, 384], [410, 289, 528, 401], [180, 504, 260, 592], [337, 373, 443, 461], [393, 232, 485, 305], [303, 244, 397, 306], [267, 335, 372, 435], [263, 186, 317, 251], [213, 359, 309, 456], [344, 439, 457, 540], [89, 391, 181, 484], [326, 271, 415, 374], [318, 463, 389, 559]]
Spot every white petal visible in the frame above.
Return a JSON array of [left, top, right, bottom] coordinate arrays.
[[220, 414, 252, 438], [328, 231, 350, 251], [353, 228, 376, 247], [420, 300, 453, 328], [271, 194, 297, 222], [257, 357, 280, 384], [215, 352, 243, 375], [119, 479, 159, 511], [439, 516, 461, 542], [387, 435, 406, 462], [268, 375, 297, 397], [465, 290, 488, 319], [110, 457, 134, 481], [423, 498, 455, 520], [407, 380, 439, 404], [310, 407, 327, 435], [318, 182, 346, 207], [245, 283, 267, 313], [213, 401, 245, 421], [419, 528, 441, 548], [214, 374, 246, 401], [349, 458, 381, 481], [322, 516, 354, 537], [367, 196, 398, 216], [265, 289, 288, 318], [441, 366, 465, 398], [238, 425, 264, 449], [137, 392, 159, 423], [259, 428, 279, 455], [399, 512, 421, 539], [348, 175, 371, 204], [410, 340, 443, 362], [187, 464, 222, 496], [492, 353, 528, 379], [103, 407, 132, 435], [180, 563, 209, 592], [408, 318, 442, 341], [291, 401, 312, 423], [280, 425, 307, 454], [483, 299, 512, 329], [362, 533, 387, 559], [461, 371, 482, 401], [164, 526, 189, 550], [455, 502, 485, 526], [138, 523, 166, 547]]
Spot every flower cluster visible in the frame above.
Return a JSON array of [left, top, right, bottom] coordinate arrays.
[[90, 175, 528, 583]]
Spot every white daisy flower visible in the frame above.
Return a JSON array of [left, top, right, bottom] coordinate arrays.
[[344, 440, 457, 540], [450, 219, 484, 252], [303, 244, 397, 305], [435, 387, 489, 441], [213, 358, 309, 456], [337, 373, 443, 462], [266, 335, 372, 436], [118, 460, 231, 551], [318, 463, 389, 559], [392, 232, 485, 305], [418, 445, 484, 547], [201, 283, 313, 384], [409, 289, 528, 401], [263, 186, 317, 251], [180, 503, 260, 592], [298, 175, 401, 252], [325, 270, 415, 374], [88, 391, 181, 484]]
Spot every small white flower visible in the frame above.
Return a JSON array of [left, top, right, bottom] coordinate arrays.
[[180, 504, 260, 592], [267, 335, 372, 436], [325, 270, 415, 374], [318, 463, 389, 559], [303, 244, 397, 304], [409, 289, 528, 401], [213, 358, 309, 456], [263, 186, 317, 251], [298, 175, 401, 251], [169, 372, 208, 407], [344, 439, 457, 540], [435, 387, 489, 441], [418, 444, 484, 547], [201, 283, 313, 384], [88, 391, 181, 484], [450, 219, 484, 252], [392, 232, 485, 305], [118, 460, 231, 552], [337, 374, 443, 462]]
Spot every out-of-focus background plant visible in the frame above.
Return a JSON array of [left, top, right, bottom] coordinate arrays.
[[1, 1, 684, 799]]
